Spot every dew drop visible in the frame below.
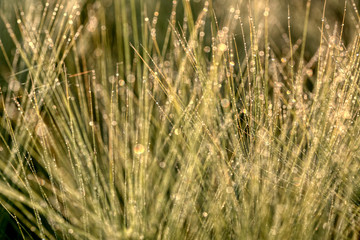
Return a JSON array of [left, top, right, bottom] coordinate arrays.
[[218, 43, 227, 52], [119, 79, 125, 86], [159, 162, 166, 168], [134, 144, 145, 155], [204, 46, 211, 53], [221, 98, 230, 108]]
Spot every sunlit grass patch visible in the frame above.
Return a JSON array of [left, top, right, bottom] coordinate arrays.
[[0, 0, 360, 239]]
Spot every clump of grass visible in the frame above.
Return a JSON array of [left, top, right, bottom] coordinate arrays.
[[0, 0, 360, 239]]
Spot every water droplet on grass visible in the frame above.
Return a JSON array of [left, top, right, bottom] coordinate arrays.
[[204, 46, 211, 53], [221, 98, 230, 108], [226, 186, 232, 193], [134, 144, 145, 155], [159, 162, 166, 168], [218, 43, 227, 52], [119, 79, 125, 86], [174, 128, 180, 135]]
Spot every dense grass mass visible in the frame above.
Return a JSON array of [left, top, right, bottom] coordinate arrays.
[[0, 0, 360, 239]]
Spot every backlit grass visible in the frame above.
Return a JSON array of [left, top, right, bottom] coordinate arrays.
[[0, 0, 360, 239]]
